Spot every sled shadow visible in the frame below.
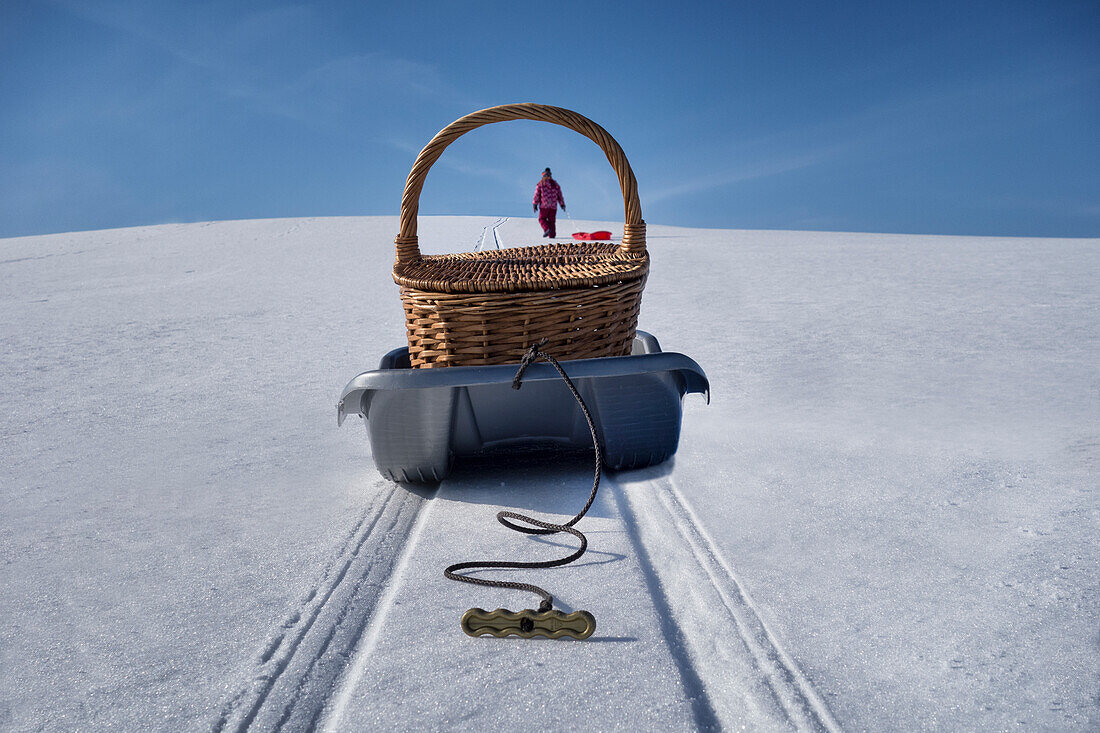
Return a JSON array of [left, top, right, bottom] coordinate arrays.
[[441, 451, 615, 519]]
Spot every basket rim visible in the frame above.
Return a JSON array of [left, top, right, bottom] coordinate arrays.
[[393, 241, 649, 294]]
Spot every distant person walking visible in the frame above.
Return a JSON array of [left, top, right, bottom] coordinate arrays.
[[533, 168, 565, 238]]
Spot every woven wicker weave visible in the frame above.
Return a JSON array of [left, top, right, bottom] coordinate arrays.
[[394, 103, 649, 368]]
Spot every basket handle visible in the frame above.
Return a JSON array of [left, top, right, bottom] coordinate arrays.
[[395, 103, 645, 265]]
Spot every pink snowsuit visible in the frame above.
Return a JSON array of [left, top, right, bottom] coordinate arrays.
[[533, 177, 565, 238]]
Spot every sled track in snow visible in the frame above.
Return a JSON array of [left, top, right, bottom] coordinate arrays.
[[611, 471, 843, 732], [212, 482, 429, 733], [214, 468, 839, 732]]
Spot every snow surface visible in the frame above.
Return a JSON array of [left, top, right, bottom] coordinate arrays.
[[1, 216, 1097, 731]]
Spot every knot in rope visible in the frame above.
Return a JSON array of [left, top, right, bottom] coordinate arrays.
[[512, 338, 550, 390]]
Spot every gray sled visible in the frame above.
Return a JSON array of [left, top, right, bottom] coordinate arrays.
[[337, 332, 709, 483]]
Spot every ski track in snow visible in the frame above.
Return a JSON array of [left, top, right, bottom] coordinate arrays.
[[294, 465, 845, 732], [212, 482, 429, 732], [612, 470, 843, 732], [319, 487, 438, 730]]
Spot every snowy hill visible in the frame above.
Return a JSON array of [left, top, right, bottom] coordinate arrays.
[[1, 217, 1097, 730]]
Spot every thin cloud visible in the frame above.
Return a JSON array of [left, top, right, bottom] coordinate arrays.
[[648, 59, 1100, 207], [48, 0, 232, 71], [647, 144, 849, 205], [268, 52, 470, 127], [48, 1, 474, 130]]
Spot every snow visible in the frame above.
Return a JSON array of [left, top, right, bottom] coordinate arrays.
[[1, 216, 1096, 731], [322, 463, 704, 731]]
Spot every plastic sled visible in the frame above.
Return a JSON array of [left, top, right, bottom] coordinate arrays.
[[337, 332, 709, 483], [571, 230, 613, 241]]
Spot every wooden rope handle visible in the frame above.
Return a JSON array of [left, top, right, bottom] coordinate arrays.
[[395, 103, 645, 264]]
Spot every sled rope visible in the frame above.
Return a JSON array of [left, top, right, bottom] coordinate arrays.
[[444, 339, 602, 637]]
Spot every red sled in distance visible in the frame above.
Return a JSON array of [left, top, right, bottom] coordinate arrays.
[[571, 230, 613, 241]]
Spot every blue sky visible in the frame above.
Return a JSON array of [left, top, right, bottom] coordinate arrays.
[[1, 0, 1097, 238]]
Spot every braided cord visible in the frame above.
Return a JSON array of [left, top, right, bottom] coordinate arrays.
[[443, 339, 603, 612]]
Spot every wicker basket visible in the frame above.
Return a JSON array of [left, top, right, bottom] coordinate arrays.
[[393, 103, 649, 368]]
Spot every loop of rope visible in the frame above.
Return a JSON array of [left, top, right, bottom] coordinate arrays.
[[444, 340, 603, 612]]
